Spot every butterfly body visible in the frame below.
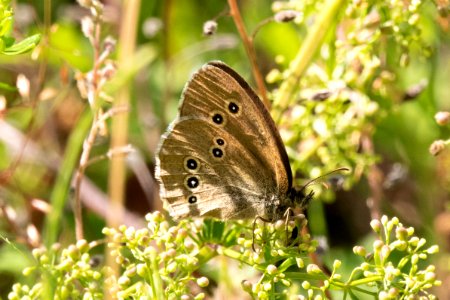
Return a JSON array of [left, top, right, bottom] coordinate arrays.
[[155, 62, 309, 221]]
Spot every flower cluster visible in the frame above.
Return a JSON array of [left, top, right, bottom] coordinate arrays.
[[245, 216, 441, 299], [7, 214, 440, 299], [8, 240, 103, 300], [268, 0, 431, 192], [357, 216, 441, 299], [103, 212, 212, 299]]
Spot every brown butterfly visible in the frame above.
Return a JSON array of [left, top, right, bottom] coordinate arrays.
[[155, 62, 311, 221]]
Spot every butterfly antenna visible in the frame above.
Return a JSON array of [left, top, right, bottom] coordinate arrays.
[[299, 167, 350, 193]]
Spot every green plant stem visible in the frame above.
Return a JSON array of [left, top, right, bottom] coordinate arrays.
[[43, 110, 92, 247], [283, 272, 327, 281], [149, 248, 165, 300], [285, 271, 381, 295], [197, 245, 218, 264], [277, 257, 298, 272], [348, 275, 383, 286], [273, 0, 345, 122], [220, 247, 264, 269], [73, 110, 101, 240], [220, 247, 244, 260]]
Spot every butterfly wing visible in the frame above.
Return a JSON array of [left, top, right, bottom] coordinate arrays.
[[155, 62, 292, 219], [179, 62, 292, 191], [157, 117, 273, 219]]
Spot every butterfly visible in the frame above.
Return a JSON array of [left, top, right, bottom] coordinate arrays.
[[155, 61, 311, 221]]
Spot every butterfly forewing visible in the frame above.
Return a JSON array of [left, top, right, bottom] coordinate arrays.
[[156, 62, 293, 219], [179, 62, 292, 192]]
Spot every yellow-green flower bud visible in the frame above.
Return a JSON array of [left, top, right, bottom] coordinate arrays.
[[395, 226, 408, 241], [427, 245, 439, 254], [197, 277, 209, 287], [117, 276, 130, 286], [241, 280, 252, 292], [301, 281, 311, 290], [194, 293, 205, 300], [266, 264, 278, 275], [370, 219, 382, 233], [296, 257, 304, 268], [306, 264, 321, 274], [76, 239, 89, 252]]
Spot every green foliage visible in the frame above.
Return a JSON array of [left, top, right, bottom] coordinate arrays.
[[270, 0, 433, 189], [0, 0, 40, 55], [1, 34, 40, 56], [8, 240, 104, 300], [7, 214, 440, 299], [0, 0, 40, 95]]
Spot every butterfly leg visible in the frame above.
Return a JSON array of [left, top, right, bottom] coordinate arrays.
[[252, 215, 272, 252]]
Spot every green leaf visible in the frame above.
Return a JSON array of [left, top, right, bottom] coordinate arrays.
[[0, 242, 32, 275], [0, 81, 16, 91], [1, 33, 41, 55], [0, 15, 13, 36], [43, 109, 93, 247], [2, 35, 13, 47]]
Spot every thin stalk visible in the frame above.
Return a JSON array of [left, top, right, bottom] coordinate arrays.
[[362, 133, 383, 220], [72, 5, 105, 240], [160, 0, 173, 129], [104, 0, 140, 299], [107, 0, 140, 239], [273, 0, 346, 122], [227, 0, 269, 108], [73, 110, 101, 240]]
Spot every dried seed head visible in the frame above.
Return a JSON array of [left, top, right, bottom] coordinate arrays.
[[143, 17, 163, 38], [311, 90, 331, 101], [27, 224, 40, 247], [0, 95, 6, 113], [16, 74, 30, 98], [101, 62, 116, 79], [103, 36, 116, 54], [435, 111, 450, 126], [203, 20, 218, 36], [429, 140, 446, 156], [274, 10, 301, 23], [81, 16, 94, 39], [403, 80, 427, 100], [77, 0, 93, 8]]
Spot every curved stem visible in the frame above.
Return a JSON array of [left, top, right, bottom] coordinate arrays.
[[273, 0, 345, 122], [227, 0, 269, 108]]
